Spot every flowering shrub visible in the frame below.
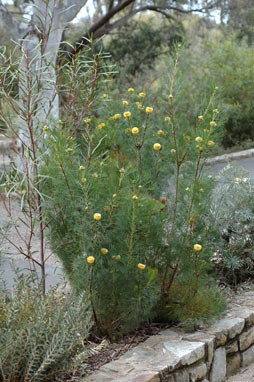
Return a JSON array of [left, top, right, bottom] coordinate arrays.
[[42, 47, 226, 336]]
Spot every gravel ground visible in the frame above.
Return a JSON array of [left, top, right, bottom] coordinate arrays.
[[226, 364, 254, 381]]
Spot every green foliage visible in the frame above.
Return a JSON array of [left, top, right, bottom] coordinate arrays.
[[104, 18, 183, 78], [158, 279, 226, 331], [159, 32, 254, 148], [41, 46, 226, 337], [0, 279, 93, 381]]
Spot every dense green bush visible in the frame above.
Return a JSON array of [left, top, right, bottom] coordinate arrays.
[[41, 47, 226, 337], [156, 32, 254, 149], [0, 280, 93, 381]]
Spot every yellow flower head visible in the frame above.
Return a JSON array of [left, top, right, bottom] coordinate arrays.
[[65, 148, 73, 153], [122, 100, 129, 106], [123, 111, 131, 119], [171, 149, 176, 154], [138, 263, 146, 270], [194, 244, 202, 252], [199, 188, 204, 193], [185, 187, 190, 192], [139, 92, 146, 98], [93, 213, 102, 221], [84, 118, 91, 124], [87, 256, 95, 264], [132, 195, 139, 200], [43, 125, 49, 131], [198, 115, 203, 121], [114, 113, 121, 119], [112, 255, 121, 261], [208, 140, 215, 147], [153, 143, 161, 151], [132, 127, 139, 135], [136, 101, 142, 107], [195, 137, 203, 143], [97, 123, 105, 129], [210, 121, 216, 128], [164, 117, 171, 123], [157, 130, 165, 136], [79, 165, 85, 171], [103, 93, 108, 99], [101, 248, 108, 255], [128, 87, 134, 93], [168, 94, 173, 100], [146, 107, 153, 114]]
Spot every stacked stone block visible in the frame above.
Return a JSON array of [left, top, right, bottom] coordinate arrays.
[[84, 291, 254, 382]]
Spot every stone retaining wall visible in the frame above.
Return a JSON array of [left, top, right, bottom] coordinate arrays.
[[84, 291, 254, 382]]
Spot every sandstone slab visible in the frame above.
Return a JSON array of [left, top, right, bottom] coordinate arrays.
[[226, 352, 241, 377], [210, 347, 226, 382], [239, 327, 254, 351], [242, 344, 254, 367]]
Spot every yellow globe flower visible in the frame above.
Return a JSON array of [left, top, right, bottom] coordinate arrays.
[[131, 127, 139, 135], [146, 107, 153, 114], [171, 149, 176, 154], [168, 94, 173, 100], [208, 140, 215, 147], [139, 92, 146, 98], [103, 93, 108, 98], [87, 256, 95, 264], [79, 165, 85, 171], [157, 130, 165, 136], [153, 143, 161, 151], [114, 113, 121, 119], [210, 121, 216, 127], [164, 117, 171, 123], [97, 123, 105, 129], [128, 87, 134, 93], [123, 111, 131, 119], [84, 118, 91, 124], [132, 195, 139, 201], [137, 263, 146, 270], [194, 244, 202, 252], [198, 115, 203, 121], [122, 100, 129, 106], [195, 137, 203, 143], [43, 125, 49, 131], [93, 213, 102, 221], [112, 255, 121, 261], [101, 248, 108, 255]]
